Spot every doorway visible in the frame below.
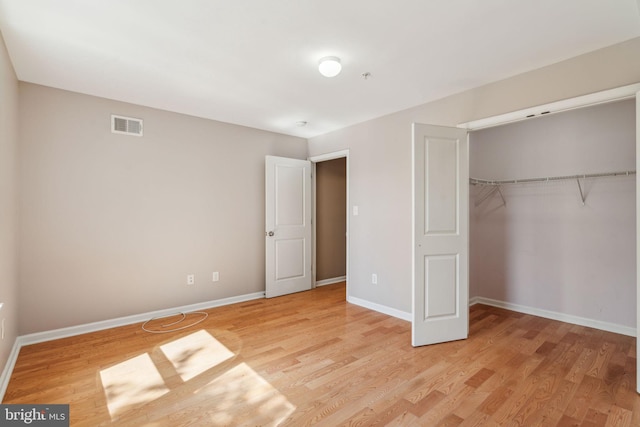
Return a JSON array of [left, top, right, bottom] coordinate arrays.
[[468, 99, 636, 332], [315, 158, 347, 285], [458, 83, 640, 392], [310, 150, 350, 294]]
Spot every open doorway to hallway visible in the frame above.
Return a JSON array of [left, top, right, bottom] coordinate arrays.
[[314, 157, 347, 288]]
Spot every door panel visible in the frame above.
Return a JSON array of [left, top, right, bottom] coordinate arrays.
[[424, 254, 458, 318], [425, 137, 459, 234], [265, 156, 312, 298], [275, 165, 305, 226], [275, 238, 305, 280], [412, 124, 469, 347]]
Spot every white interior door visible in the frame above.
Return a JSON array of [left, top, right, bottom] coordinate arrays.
[[412, 123, 469, 347], [265, 156, 312, 298]]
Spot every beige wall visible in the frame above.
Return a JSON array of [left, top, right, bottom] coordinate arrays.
[[0, 32, 19, 374], [308, 37, 640, 317], [315, 158, 346, 281], [8, 35, 640, 337], [18, 84, 307, 334]]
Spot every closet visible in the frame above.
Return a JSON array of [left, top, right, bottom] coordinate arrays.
[[468, 99, 636, 333]]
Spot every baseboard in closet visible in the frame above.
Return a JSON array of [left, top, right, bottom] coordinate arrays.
[[470, 296, 635, 337]]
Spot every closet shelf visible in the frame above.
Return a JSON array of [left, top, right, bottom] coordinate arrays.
[[469, 170, 636, 186], [470, 170, 636, 207]]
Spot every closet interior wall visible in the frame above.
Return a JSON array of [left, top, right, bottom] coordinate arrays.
[[469, 99, 636, 329]]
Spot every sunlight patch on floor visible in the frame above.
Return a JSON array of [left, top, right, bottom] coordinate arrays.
[[160, 329, 234, 381], [193, 362, 296, 425], [98, 330, 292, 424], [99, 353, 169, 418]]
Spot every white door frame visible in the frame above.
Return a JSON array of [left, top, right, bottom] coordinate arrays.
[[309, 150, 350, 294], [458, 83, 640, 131], [458, 82, 640, 393], [636, 90, 640, 394]]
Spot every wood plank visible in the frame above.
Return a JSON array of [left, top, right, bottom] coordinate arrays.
[[3, 284, 640, 426]]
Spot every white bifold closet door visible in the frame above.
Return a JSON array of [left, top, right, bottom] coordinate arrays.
[[412, 123, 469, 347]]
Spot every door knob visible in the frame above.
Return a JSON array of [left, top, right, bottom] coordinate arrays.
[[267, 231, 274, 237]]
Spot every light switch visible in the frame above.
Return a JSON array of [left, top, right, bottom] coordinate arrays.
[[353, 206, 359, 216]]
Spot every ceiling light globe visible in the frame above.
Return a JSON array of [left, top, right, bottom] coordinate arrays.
[[318, 56, 342, 77]]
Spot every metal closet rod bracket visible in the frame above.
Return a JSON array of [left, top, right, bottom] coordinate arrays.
[[474, 185, 506, 207], [576, 178, 585, 206]]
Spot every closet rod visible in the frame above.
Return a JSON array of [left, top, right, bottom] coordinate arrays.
[[469, 170, 636, 186]]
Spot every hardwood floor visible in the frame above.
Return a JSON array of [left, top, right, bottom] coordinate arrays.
[[4, 283, 639, 426]]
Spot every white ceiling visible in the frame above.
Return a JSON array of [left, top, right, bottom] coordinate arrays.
[[0, 1, 639, 138]]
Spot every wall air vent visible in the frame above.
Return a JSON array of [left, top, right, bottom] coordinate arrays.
[[111, 115, 143, 136]]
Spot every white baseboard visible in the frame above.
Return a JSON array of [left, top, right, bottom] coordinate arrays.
[[0, 338, 23, 403], [347, 296, 411, 322], [18, 292, 265, 346], [315, 276, 347, 287], [0, 291, 265, 402], [470, 296, 636, 337]]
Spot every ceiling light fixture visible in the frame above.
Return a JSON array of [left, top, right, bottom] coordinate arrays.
[[318, 56, 342, 77]]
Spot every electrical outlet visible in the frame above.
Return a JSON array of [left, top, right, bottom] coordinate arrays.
[[187, 274, 195, 285], [212, 272, 219, 282], [372, 273, 378, 284]]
